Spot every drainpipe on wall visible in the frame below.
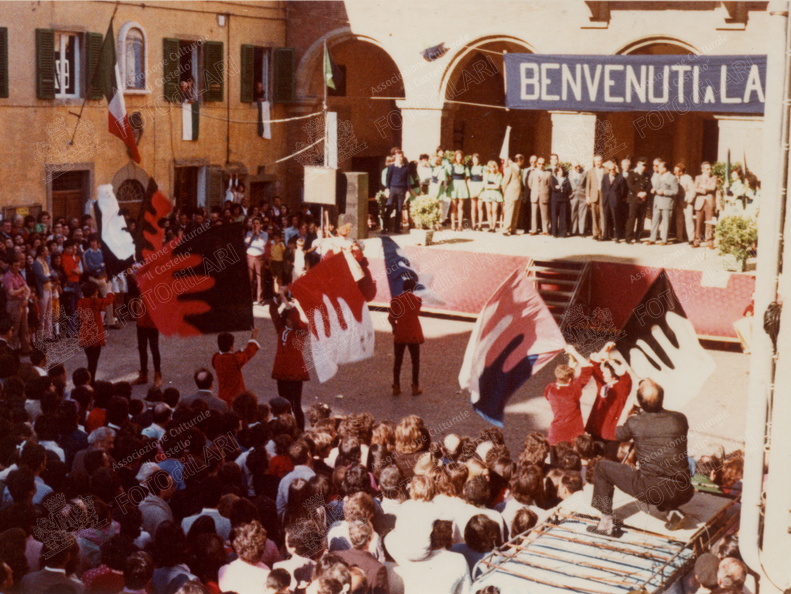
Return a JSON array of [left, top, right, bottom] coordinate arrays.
[[739, 2, 790, 592]]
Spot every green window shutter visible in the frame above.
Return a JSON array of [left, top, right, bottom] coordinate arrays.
[[0, 28, 8, 98], [240, 44, 255, 103], [162, 38, 180, 102], [202, 40, 224, 102], [272, 47, 295, 104], [36, 29, 55, 99], [86, 32, 104, 100]]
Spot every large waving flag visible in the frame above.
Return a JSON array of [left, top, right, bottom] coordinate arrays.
[[93, 184, 135, 278], [615, 272, 715, 411], [380, 236, 444, 306], [96, 19, 141, 163], [459, 267, 565, 426], [136, 223, 252, 335], [135, 178, 172, 261], [289, 252, 375, 383]]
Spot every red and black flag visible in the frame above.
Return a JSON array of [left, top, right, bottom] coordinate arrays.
[[135, 178, 172, 261], [615, 272, 714, 411], [136, 222, 253, 335]]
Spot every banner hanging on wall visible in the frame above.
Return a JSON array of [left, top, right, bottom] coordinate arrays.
[[503, 54, 766, 114]]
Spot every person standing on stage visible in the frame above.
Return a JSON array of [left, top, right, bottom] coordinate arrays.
[[693, 162, 718, 249], [269, 289, 309, 431], [501, 156, 523, 236], [468, 153, 486, 232], [585, 155, 606, 241], [601, 160, 627, 243], [674, 163, 696, 245], [569, 161, 587, 236], [481, 160, 504, 233], [448, 150, 470, 232], [384, 150, 410, 234], [528, 156, 552, 235], [585, 342, 632, 460], [648, 159, 679, 246], [550, 165, 572, 238], [625, 158, 652, 244], [590, 378, 694, 536], [388, 277, 424, 397], [428, 155, 451, 230]]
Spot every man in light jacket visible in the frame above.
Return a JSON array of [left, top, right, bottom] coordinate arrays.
[[648, 159, 679, 245]]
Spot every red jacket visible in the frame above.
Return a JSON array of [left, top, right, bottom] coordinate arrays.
[[585, 362, 632, 441], [77, 294, 115, 347], [545, 365, 594, 446], [270, 303, 310, 381], [388, 292, 424, 344], [62, 253, 81, 284], [212, 340, 260, 404]]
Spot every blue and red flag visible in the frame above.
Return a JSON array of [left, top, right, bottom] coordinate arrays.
[[459, 267, 565, 426], [380, 235, 444, 305]]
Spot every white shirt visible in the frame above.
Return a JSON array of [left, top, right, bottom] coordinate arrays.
[[181, 508, 231, 542], [245, 231, 267, 256], [218, 558, 270, 594], [394, 549, 471, 594]]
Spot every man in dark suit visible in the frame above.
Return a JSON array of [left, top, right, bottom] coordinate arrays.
[[625, 158, 653, 244], [336, 520, 389, 594], [20, 532, 84, 592], [590, 379, 694, 536], [600, 160, 627, 242], [181, 368, 228, 412]]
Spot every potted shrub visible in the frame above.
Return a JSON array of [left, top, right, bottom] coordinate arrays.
[[409, 195, 441, 245], [715, 215, 757, 272]]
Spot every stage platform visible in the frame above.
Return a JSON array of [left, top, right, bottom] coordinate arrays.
[[360, 229, 755, 342], [471, 487, 739, 594]]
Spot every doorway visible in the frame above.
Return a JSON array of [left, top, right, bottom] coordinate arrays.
[[174, 166, 199, 212], [51, 170, 90, 219]]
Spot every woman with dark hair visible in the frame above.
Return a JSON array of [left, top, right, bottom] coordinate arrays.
[[188, 533, 226, 594], [451, 514, 503, 577], [150, 522, 196, 594]]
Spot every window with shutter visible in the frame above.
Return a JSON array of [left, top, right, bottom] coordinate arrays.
[[240, 44, 254, 103], [202, 40, 224, 103], [86, 32, 103, 100], [36, 29, 56, 99], [0, 28, 7, 99], [162, 38, 180, 102], [272, 47, 295, 104]]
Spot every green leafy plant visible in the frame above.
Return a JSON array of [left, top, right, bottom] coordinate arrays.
[[410, 195, 441, 229], [712, 161, 742, 194], [715, 215, 757, 271]]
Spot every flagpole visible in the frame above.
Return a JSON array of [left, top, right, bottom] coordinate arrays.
[[69, 2, 120, 146]]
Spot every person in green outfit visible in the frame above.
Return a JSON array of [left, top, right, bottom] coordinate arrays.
[[449, 150, 470, 232], [480, 160, 504, 232], [468, 153, 486, 231]]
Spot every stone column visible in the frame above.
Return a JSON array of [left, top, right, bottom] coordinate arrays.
[[549, 111, 598, 165], [395, 100, 447, 158], [715, 115, 765, 177]]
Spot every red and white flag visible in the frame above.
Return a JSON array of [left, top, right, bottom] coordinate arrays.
[[289, 253, 375, 383], [459, 267, 565, 426], [97, 19, 141, 163]]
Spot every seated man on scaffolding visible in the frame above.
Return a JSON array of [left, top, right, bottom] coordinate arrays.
[[589, 378, 695, 537]]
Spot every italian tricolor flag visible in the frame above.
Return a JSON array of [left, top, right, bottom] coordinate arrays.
[[98, 19, 141, 163], [182, 101, 200, 141]]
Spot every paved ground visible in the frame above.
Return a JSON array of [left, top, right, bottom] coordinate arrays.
[[90, 305, 749, 458]]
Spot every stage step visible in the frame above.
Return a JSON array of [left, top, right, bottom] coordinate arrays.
[[527, 260, 588, 323]]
